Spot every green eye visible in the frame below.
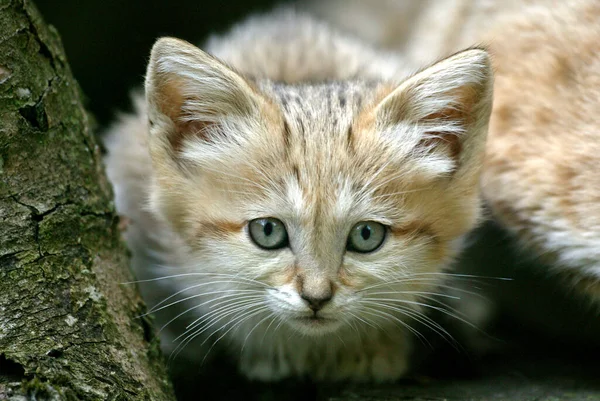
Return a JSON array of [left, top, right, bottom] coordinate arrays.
[[347, 221, 386, 253], [249, 218, 288, 250]]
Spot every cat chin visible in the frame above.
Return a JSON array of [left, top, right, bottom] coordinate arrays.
[[285, 315, 344, 336]]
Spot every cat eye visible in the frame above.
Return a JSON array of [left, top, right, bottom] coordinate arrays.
[[248, 218, 289, 250], [347, 221, 387, 253]]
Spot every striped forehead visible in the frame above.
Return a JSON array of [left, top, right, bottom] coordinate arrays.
[[261, 83, 380, 224], [264, 81, 372, 138], [282, 167, 371, 222]]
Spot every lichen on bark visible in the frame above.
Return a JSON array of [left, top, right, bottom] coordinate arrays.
[[0, 0, 175, 399]]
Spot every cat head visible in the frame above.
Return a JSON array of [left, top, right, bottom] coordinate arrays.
[[144, 38, 493, 336]]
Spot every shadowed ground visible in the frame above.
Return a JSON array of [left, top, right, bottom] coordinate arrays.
[[173, 344, 600, 400]]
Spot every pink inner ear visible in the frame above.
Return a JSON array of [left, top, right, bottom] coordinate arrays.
[[154, 75, 217, 152], [418, 133, 461, 164], [416, 84, 481, 166], [418, 110, 464, 162], [171, 120, 217, 153]]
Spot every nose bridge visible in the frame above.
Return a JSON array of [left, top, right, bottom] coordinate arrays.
[[293, 196, 342, 296], [300, 269, 332, 296], [300, 212, 342, 271], [295, 242, 340, 277]]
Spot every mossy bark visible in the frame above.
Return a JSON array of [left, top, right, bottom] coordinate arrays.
[[0, 0, 175, 399]]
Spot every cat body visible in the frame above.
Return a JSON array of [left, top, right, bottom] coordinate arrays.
[[104, 12, 493, 381], [307, 0, 547, 66], [479, 0, 600, 301]]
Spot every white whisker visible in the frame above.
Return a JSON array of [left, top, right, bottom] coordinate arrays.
[[145, 281, 265, 315], [200, 307, 270, 363], [158, 293, 265, 333], [366, 290, 460, 300], [359, 305, 430, 347], [143, 288, 264, 317], [363, 297, 481, 333], [242, 313, 274, 351], [361, 300, 459, 349], [183, 298, 266, 335]]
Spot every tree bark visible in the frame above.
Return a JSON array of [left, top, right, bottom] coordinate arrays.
[[0, 0, 176, 399]]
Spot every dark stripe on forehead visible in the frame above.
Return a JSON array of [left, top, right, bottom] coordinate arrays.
[[295, 115, 307, 154], [337, 85, 347, 108], [355, 92, 363, 109], [346, 125, 354, 153], [282, 118, 291, 148], [292, 164, 300, 183], [279, 94, 289, 111], [326, 90, 332, 116], [339, 95, 346, 108]]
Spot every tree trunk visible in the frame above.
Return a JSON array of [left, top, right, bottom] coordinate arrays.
[[0, 0, 176, 399]]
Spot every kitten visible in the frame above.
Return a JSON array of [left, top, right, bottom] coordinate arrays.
[[103, 12, 493, 381]]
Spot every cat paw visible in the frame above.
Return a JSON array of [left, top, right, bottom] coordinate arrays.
[[327, 344, 409, 382], [369, 350, 409, 382], [239, 357, 292, 382]]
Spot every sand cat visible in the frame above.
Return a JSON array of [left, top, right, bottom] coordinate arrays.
[[103, 11, 493, 381]]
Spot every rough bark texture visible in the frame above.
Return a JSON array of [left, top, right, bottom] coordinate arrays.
[[0, 0, 175, 399]]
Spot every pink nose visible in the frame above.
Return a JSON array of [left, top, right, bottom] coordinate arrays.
[[300, 292, 332, 311]]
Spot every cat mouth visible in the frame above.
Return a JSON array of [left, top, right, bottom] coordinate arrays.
[[296, 316, 327, 322], [293, 315, 334, 325], [288, 313, 342, 335]]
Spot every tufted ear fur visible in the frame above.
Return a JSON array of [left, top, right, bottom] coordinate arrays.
[[144, 37, 273, 163], [374, 48, 494, 180]]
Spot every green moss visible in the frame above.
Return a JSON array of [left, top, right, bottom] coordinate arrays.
[[20, 377, 69, 401], [0, 1, 175, 399]]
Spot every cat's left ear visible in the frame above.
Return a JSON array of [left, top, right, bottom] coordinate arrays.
[[373, 48, 493, 180], [144, 37, 275, 163]]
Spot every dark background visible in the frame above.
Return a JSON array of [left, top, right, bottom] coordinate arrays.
[[35, 0, 289, 126]]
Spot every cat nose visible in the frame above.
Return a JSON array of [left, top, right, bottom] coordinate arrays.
[[300, 292, 332, 312], [297, 275, 334, 311]]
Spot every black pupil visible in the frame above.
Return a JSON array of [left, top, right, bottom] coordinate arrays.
[[360, 225, 371, 241], [264, 221, 274, 236]]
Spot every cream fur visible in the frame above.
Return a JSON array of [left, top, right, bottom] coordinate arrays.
[[103, 11, 493, 381], [481, 0, 600, 300]]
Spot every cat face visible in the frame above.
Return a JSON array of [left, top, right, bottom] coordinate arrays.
[[144, 38, 493, 337]]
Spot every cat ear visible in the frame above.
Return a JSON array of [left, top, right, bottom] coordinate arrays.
[[144, 37, 269, 156], [374, 48, 493, 179]]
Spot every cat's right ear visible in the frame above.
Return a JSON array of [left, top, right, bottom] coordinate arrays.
[[144, 37, 271, 162], [370, 48, 493, 181]]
